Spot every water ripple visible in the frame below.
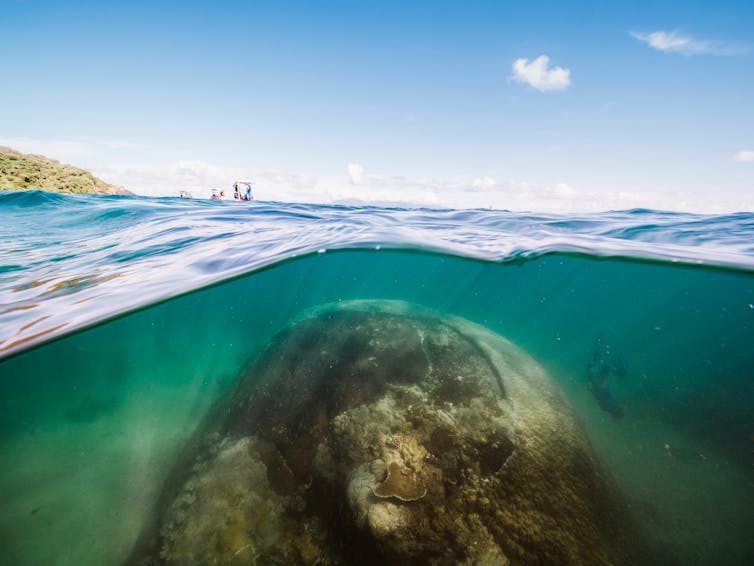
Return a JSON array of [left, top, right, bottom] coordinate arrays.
[[1, 191, 752, 359]]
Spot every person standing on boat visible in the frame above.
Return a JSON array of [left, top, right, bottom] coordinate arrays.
[[233, 182, 240, 200], [245, 183, 252, 201]]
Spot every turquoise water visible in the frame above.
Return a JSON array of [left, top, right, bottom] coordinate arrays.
[[1, 192, 753, 564]]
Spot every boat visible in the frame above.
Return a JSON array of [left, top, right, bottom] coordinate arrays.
[[232, 180, 255, 201]]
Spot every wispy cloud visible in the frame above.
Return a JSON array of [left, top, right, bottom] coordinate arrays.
[[511, 55, 571, 92], [0, 136, 151, 163], [0, 136, 95, 160], [733, 150, 754, 162], [630, 30, 747, 56]]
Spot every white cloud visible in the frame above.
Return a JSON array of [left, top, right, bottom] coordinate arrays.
[[48, 158, 754, 212], [0, 136, 152, 168], [630, 30, 747, 56], [471, 176, 496, 191], [93, 160, 329, 201], [347, 163, 365, 185], [550, 183, 577, 198], [0, 136, 95, 160], [2, 136, 750, 212], [733, 150, 754, 162], [102, 140, 150, 150], [93, 160, 246, 198], [511, 55, 571, 92]]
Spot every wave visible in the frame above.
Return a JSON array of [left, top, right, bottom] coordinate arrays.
[[1, 190, 753, 358]]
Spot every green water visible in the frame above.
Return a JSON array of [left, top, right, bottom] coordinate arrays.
[[1, 250, 753, 565]]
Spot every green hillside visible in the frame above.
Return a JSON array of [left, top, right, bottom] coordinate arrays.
[[0, 146, 132, 195]]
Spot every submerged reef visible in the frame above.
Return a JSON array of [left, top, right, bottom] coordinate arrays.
[[132, 301, 633, 565]]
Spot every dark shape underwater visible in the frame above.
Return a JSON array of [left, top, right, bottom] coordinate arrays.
[[130, 301, 637, 565], [587, 338, 628, 418]]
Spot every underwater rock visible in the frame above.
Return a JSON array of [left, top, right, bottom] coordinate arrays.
[[132, 300, 633, 565]]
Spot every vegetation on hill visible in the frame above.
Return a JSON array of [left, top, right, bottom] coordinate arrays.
[[0, 146, 132, 195]]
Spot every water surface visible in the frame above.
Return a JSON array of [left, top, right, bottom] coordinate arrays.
[[0, 192, 752, 564]]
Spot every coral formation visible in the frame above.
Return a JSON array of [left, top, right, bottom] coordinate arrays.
[[372, 461, 427, 502], [131, 301, 633, 565]]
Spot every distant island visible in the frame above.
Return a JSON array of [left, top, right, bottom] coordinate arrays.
[[0, 146, 132, 195]]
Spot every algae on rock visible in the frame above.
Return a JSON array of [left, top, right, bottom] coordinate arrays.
[[132, 301, 634, 565]]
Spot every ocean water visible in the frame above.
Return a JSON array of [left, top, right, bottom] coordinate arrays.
[[0, 191, 752, 565]]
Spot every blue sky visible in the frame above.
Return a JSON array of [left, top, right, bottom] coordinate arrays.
[[1, 0, 753, 210]]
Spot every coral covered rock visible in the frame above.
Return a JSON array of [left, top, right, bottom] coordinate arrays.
[[132, 301, 633, 565]]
